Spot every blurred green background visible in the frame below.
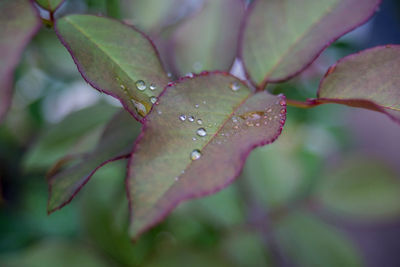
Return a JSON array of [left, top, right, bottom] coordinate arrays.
[[1, 0, 400, 266]]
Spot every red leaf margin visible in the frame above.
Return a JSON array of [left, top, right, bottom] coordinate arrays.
[[125, 70, 287, 240]]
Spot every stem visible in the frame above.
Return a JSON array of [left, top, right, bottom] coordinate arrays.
[[286, 98, 322, 109]]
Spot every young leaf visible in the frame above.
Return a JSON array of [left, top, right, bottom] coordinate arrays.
[[55, 14, 170, 122], [240, 0, 381, 87], [316, 45, 400, 124], [48, 110, 141, 213], [35, 0, 64, 12], [313, 157, 400, 222], [127, 72, 286, 239], [0, 0, 41, 122], [275, 211, 362, 267], [170, 0, 244, 76]]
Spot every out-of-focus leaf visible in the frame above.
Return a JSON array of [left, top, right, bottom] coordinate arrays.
[[0, 0, 41, 122], [127, 72, 286, 239], [221, 230, 271, 267], [35, 0, 64, 12], [48, 110, 141, 213], [0, 240, 108, 267], [241, 0, 381, 87], [316, 45, 400, 124], [313, 157, 400, 222], [170, 0, 244, 76], [55, 14, 170, 121], [23, 104, 118, 171], [274, 211, 362, 267]]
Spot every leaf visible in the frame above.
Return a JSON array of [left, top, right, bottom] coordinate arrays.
[[316, 45, 400, 124], [23, 104, 118, 171], [48, 110, 142, 213], [35, 0, 64, 12], [240, 0, 381, 87], [169, 0, 245, 76], [274, 211, 362, 267], [127, 72, 286, 239], [55, 14, 170, 121], [313, 156, 400, 222], [0, 0, 41, 122]]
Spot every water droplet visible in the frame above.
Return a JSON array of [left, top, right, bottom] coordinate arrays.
[[230, 82, 240, 91], [186, 72, 194, 78], [192, 137, 197, 141], [279, 100, 285, 106], [131, 100, 147, 116], [196, 128, 207, 137], [255, 123, 260, 127], [202, 100, 206, 104], [179, 114, 187, 121], [266, 108, 272, 113], [136, 80, 146, 91], [158, 110, 162, 115], [190, 149, 202, 160], [197, 119, 202, 125], [150, 96, 157, 104], [149, 83, 156, 90], [280, 109, 286, 114], [195, 104, 199, 108], [232, 116, 238, 123], [120, 84, 126, 90], [167, 72, 172, 78], [188, 116, 195, 122]]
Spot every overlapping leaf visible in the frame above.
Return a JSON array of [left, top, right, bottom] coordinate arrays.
[[127, 72, 286, 239], [170, 0, 244, 75], [35, 0, 64, 12], [241, 0, 381, 87], [55, 14, 170, 121], [0, 0, 41, 122], [316, 45, 400, 124], [48, 110, 141, 213]]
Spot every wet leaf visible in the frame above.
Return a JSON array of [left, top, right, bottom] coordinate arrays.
[[35, 0, 64, 12], [314, 157, 400, 222], [48, 110, 141, 213], [241, 0, 381, 87], [317, 45, 400, 124], [170, 0, 244, 76], [55, 14, 170, 121], [274, 211, 362, 267], [127, 72, 286, 239], [0, 0, 41, 122]]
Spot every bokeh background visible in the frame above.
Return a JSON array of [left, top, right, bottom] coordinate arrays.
[[1, 0, 400, 266]]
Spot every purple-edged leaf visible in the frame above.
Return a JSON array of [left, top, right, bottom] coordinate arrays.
[[317, 45, 400, 124], [170, 0, 245, 76], [0, 0, 41, 122], [48, 110, 141, 213], [55, 14, 170, 121], [35, 0, 64, 12], [127, 72, 286, 239], [241, 0, 381, 87]]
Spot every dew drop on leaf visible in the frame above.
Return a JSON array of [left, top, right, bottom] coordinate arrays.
[[195, 104, 199, 108], [179, 114, 187, 121], [149, 83, 157, 90], [197, 119, 203, 125], [188, 116, 195, 122], [190, 149, 202, 160], [136, 80, 146, 91], [196, 128, 207, 137], [230, 82, 240, 91], [150, 96, 158, 104]]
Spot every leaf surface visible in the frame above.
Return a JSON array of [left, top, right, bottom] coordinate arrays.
[[241, 0, 381, 87], [127, 72, 286, 239], [55, 14, 170, 121], [170, 0, 244, 76], [48, 110, 141, 213], [35, 0, 64, 11], [314, 157, 400, 222], [275, 211, 362, 267], [317, 45, 400, 123], [0, 0, 41, 122]]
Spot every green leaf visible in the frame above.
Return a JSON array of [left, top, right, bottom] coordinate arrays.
[[170, 0, 244, 76], [48, 110, 141, 213], [35, 0, 64, 12], [241, 0, 381, 87], [317, 45, 400, 124], [0, 0, 41, 121], [127, 72, 286, 239], [274, 211, 362, 267], [23, 104, 118, 171], [313, 156, 400, 222], [0, 240, 108, 267], [55, 14, 170, 121]]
